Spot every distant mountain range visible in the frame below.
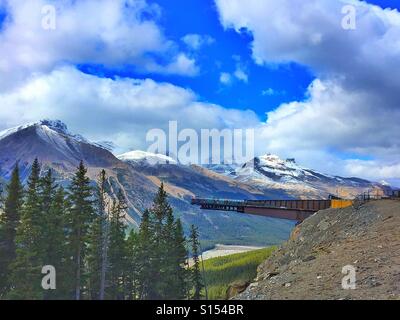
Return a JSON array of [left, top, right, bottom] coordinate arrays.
[[0, 120, 390, 248], [207, 154, 388, 199]]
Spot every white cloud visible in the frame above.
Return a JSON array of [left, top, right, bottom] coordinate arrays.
[[262, 88, 274, 96], [344, 160, 400, 181], [234, 67, 248, 83], [146, 53, 199, 76], [219, 72, 232, 85], [262, 88, 286, 96], [0, 66, 259, 152], [182, 34, 215, 50], [220, 56, 249, 85], [0, 0, 198, 89], [215, 0, 400, 182]]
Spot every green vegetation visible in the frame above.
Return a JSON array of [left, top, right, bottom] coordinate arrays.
[[202, 247, 276, 300], [0, 161, 200, 300]]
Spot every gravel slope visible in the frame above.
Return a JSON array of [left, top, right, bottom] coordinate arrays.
[[235, 200, 400, 300]]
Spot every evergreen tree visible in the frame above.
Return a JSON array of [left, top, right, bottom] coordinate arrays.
[[0, 164, 23, 297], [148, 183, 171, 299], [161, 213, 188, 299], [87, 170, 109, 300], [43, 185, 70, 299], [189, 225, 203, 300], [136, 209, 153, 299], [173, 218, 189, 299], [87, 213, 103, 299], [135, 183, 190, 300], [67, 161, 94, 300], [0, 182, 4, 211], [9, 159, 45, 299], [124, 229, 138, 300], [107, 190, 128, 300]]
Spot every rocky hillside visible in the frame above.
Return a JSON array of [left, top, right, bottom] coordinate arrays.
[[235, 200, 400, 300]]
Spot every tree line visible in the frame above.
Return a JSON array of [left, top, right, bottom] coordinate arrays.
[[0, 159, 204, 300]]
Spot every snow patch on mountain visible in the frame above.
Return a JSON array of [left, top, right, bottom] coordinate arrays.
[[93, 141, 117, 152], [0, 122, 36, 141], [202, 153, 384, 199], [0, 120, 116, 153], [117, 150, 177, 165]]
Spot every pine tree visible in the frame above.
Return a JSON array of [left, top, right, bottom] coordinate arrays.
[[160, 211, 188, 299], [0, 164, 23, 297], [0, 182, 4, 211], [148, 183, 172, 299], [9, 159, 45, 299], [189, 225, 203, 300], [124, 229, 138, 300], [107, 190, 128, 300], [136, 183, 190, 300], [67, 161, 94, 300], [160, 210, 177, 299], [136, 209, 153, 299], [172, 218, 189, 299], [87, 170, 109, 300], [43, 184, 70, 299], [87, 213, 103, 299]]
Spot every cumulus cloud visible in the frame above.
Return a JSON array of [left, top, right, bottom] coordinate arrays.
[[344, 160, 400, 181], [0, 0, 198, 89], [215, 0, 400, 182], [0, 66, 260, 153]]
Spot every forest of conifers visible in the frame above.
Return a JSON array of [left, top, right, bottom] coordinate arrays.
[[0, 159, 203, 300]]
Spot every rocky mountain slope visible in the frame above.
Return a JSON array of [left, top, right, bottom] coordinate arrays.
[[0, 120, 121, 179], [208, 154, 388, 199], [235, 200, 400, 300], [0, 120, 294, 246]]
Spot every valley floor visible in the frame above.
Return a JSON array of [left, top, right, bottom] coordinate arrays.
[[201, 244, 266, 260]]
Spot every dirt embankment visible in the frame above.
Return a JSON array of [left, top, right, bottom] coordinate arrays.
[[235, 200, 400, 300]]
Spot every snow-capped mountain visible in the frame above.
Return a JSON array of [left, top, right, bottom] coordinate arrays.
[[208, 154, 388, 199], [0, 120, 294, 246], [118, 150, 177, 166], [0, 119, 120, 179], [235, 154, 362, 184], [201, 162, 240, 176], [0, 120, 86, 144]]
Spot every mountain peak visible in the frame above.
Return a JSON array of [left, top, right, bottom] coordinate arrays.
[[38, 119, 69, 135], [0, 119, 121, 177], [118, 150, 177, 165], [257, 154, 296, 164], [0, 119, 71, 141]]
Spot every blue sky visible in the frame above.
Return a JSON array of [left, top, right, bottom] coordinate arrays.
[[0, 0, 399, 184], [77, 0, 315, 120], [75, 0, 400, 120]]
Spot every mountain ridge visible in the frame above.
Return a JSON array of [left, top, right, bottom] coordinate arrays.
[[0, 120, 295, 247]]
